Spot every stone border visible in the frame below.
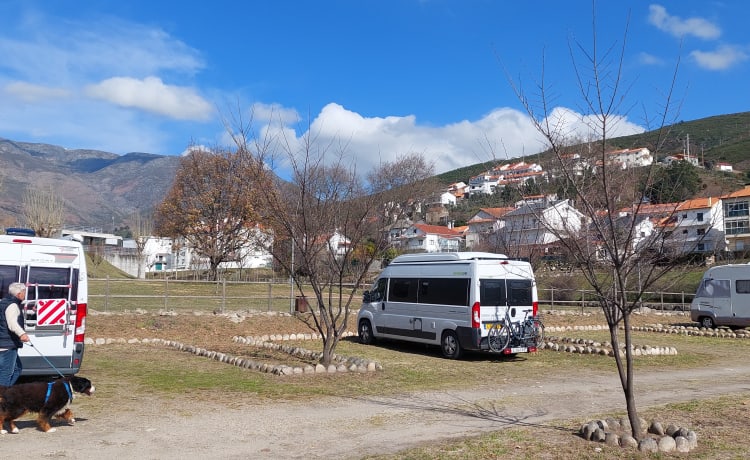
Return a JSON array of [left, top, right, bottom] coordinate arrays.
[[540, 336, 678, 357], [580, 417, 698, 453], [632, 323, 750, 338], [84, 334, 382, 376]]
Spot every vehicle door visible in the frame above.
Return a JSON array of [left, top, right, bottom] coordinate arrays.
[[365, 278, 388, 334], [695, 277, 731, 322]]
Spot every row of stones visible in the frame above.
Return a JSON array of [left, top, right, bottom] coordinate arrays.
[[539, 336, 678, 357], [632, 323, 750, 338], [581, 417, 697, 453], [84, 335, 382, 376], [231, 335, 383, 374]]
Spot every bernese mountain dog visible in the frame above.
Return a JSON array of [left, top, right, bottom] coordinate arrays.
[[0, 376, 94, 433]]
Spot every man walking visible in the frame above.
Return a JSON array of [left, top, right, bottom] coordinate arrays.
[[0, 282, 30, 386]]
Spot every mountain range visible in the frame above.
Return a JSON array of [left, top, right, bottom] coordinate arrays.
[[2, 111, 748, 230], [0, 138, 179, 230]]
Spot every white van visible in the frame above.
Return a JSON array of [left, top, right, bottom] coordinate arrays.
[[0, 230, 88, 376], [691, 263, 750, 328], [357, 252, 539, 359]]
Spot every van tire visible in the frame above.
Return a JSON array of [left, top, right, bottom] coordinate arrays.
[[699, 316, 715, 329], [441, 330, 463, 359], [358, 319, 376, 345]]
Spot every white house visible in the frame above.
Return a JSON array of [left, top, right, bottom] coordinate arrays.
[[465, 207, 515, 249], [715, 162, 733, 172], [395, 223, 463, 253], [665, 197, 726, 256], [499, 198, 585, 248], [607, 147, 653, 169]]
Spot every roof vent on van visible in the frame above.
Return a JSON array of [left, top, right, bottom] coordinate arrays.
[[5, 227, 36, 237]]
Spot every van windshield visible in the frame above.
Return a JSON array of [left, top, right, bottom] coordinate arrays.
[[696, 278, 730, 298]]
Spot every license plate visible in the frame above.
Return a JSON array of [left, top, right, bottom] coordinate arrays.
[[510, 347, 527, 353], [484, 323, 503, 330]]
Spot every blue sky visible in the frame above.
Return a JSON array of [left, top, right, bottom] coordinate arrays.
[[0, 1, 747, 175]]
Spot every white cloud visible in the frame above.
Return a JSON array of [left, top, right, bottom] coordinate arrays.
[[648, 4, 721, 40], [690, 44, 749, 71], [251, 102, 300, 125], [274, 103, 644, 176], [3, 81, 70, 102], [85, 76, 213, 121], [637, 52, 665, 66]]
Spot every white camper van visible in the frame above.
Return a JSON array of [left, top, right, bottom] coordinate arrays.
[[357, 252, 539, 359], [691, 263, 750, 328], [0, 230, 88, 376]]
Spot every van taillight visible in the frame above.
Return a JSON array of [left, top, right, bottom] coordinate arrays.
[[471, 302, 481, 328], [533, 301, 538, 316], [74, 303, 87, 343], [12, 239, 32, 244]]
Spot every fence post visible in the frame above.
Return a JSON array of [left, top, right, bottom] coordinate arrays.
[[105, 275, 110, 312], [163, 277, 168, 310], [267, 282, 272, 312], [580, 290, 584, 315], [550, 287, 554, 308], [221, 278, 226, 313]]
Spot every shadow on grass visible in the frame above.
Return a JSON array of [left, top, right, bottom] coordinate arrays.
[[341, 335, 533, 363], [354, 391, 571, 433]]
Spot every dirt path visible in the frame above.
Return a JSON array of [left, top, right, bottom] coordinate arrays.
[[3, 361, 750, 459]]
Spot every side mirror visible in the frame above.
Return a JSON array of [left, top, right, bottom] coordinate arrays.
[[363, 291, 372, 303]]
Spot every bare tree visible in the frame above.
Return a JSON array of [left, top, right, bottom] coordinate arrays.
[[232, 120, 436, 366], [154, 147, 262, 281], [130, 211, 153, 278], [506, 10, 698, 439], [22, 185, 65, 237]]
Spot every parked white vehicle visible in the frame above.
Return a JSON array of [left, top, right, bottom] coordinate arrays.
[[691, 263, 750, 328], [357, 252, 540, 359], [0, 229, 88, 376]]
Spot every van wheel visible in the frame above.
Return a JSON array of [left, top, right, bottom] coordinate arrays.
[[441, 330, 463, 359], [358, 319, 376, 345], [700, 316, 715, 329]]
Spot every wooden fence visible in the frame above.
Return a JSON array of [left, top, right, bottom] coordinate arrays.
[[89, 277, 695, 314]]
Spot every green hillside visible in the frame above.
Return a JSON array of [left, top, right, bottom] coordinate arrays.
[[436, 111, 750, 186]]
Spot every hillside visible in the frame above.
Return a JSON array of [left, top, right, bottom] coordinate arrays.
[[0, 138, 180, 229], [1, 111, 747, 230], [437, 111, 750, 195]]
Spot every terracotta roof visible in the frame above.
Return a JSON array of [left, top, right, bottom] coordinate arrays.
[[413, 223, 461, 237], [676, 197, 718, 210], [722, 186, 750, 199]]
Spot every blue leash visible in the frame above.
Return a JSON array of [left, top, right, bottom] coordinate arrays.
[[27, 339, 67, 379]]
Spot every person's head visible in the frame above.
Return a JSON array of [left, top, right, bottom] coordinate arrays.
[[8, 282, 26, 300]]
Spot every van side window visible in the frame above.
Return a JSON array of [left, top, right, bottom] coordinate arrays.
[[736, 280, 750, 294], [696, 279, 731, 298], [389, 278, 418, 303], [480, 279, 506, 306], [418, 278, 469, 306], [371, 278, 387, 301], [0, 265, 19, 296], [508, 280, 533, 306]]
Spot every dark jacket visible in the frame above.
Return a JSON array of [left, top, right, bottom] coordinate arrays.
[[0, 295, 24, 349]]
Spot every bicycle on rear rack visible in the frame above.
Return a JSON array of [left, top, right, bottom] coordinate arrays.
[[486, 309, 544, 353]]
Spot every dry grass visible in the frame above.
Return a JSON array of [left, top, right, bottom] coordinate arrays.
[[83, 308, 750, 458]]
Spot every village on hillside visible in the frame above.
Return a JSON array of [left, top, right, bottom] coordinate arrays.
[[59, 145, 746, 279]]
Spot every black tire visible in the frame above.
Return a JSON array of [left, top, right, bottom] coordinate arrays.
[[441, 330, 463, 359], [488, 324, 510, 352], [700, 316, 716, 329], [358, 319, 376, 345]]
